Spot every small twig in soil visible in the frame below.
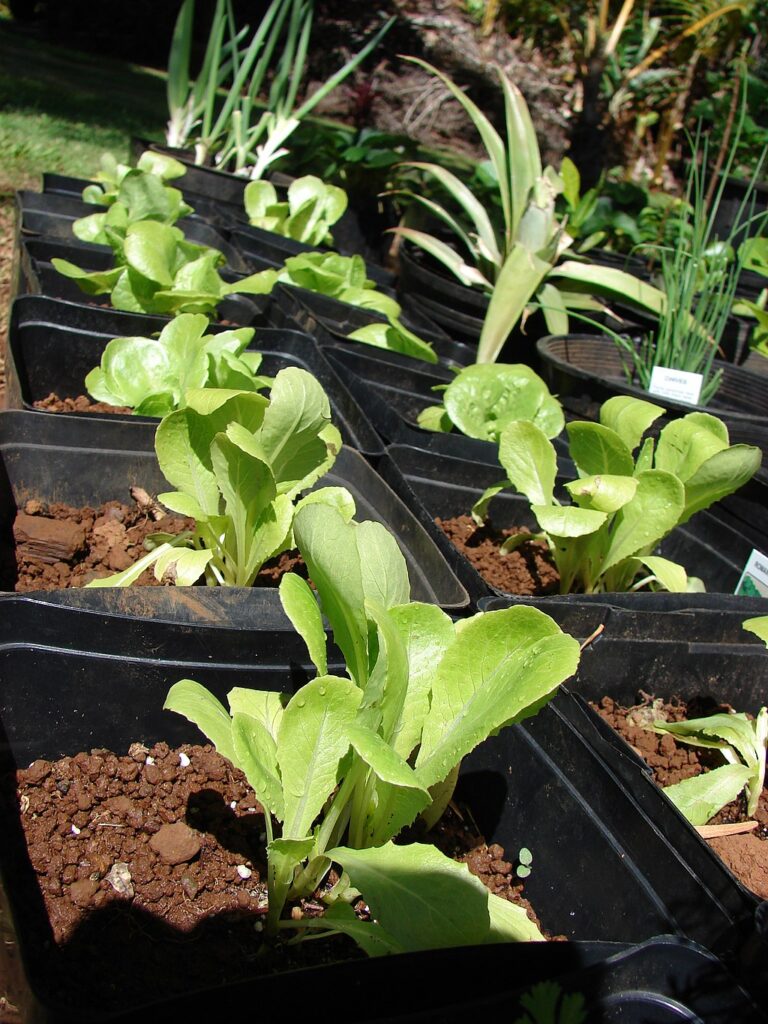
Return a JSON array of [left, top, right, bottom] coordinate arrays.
[[696, 820, 758, 839], [130, 486, 166, 521], [580, 622, 605, 652]]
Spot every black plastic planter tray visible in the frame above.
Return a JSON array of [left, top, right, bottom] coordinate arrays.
[[2, 295, 270, 413], [478, 593, 768, 709], [0, 602, 763, 1020], [6, 300, 383, 458], [325, 345, 574, 473], [537, 333, 768, 428], [0, 421, 467, 610], [396, 239, 489, 345], [19, 238, 270, 327], [230, 222, 393, 288], [17, 189, 248, 274], [128, 141, 392, 264], [41, 170, 251, 235], [378, 443, 760, 605], [273, 282, 477, 371]]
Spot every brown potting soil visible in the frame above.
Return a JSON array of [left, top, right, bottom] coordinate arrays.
[[10, 498, 195, 591], [9, 498, 306, 592], [592, 694, 768, 899], [32, 393, 132, 415], [437, 514, 559, 596], [8, 742, 544, 1011]]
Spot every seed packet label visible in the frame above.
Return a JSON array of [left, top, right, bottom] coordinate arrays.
[[648, 366, 703, 406], [735, 549, 768, 598]]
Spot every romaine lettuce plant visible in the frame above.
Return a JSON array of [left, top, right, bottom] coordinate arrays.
[[473, 396, 761, 593], [73, 156, 193, 246], [649, 616, 768, 826], [417, 363, 564, 441], [277, 252, 437, 363], [165, 502, 581, 952], [85, 313, 271, 416], [53, 221, 277, 316], [87, 368, 346, 587], [244, 175, 348, 247]]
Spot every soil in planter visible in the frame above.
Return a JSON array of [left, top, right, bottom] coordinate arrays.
[[32, 393, 132, 415], [593, 694, 768, 899], [7, 742, 546, 1012], [8, 497, 306, 592], [437, 515, 560, 596]]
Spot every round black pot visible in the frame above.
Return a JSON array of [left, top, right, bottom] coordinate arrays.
[[537, 333, 768, 429], [710, 174, 768, 248]]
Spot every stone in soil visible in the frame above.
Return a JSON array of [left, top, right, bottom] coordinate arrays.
[[592, 694, 768, 898], [437, 514, 559, 595]]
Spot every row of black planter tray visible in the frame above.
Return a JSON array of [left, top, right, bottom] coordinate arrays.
[[2, 145, 768, 1022]]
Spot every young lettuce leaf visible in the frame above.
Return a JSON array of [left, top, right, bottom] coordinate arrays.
[[54, 220, 277, 317], [277, 252, 437, 363], [472, 395, 761, 593], [418, 363, 564, 441], [244, 175, 348, 247], [85, 313, 271, 415], [87, 368, 346, 588]]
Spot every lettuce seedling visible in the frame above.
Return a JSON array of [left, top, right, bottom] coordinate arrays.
[[245, 175, 348, 247], [85, 313, 271, 416], [165, 502, 581, 952], [417, 363, 564, 441], [80, 151, 187, 206], [74, 162, 193, 246], [650, 616, 768, 825], [87, 368, 347, 587], [652, 709, 767, 825], [473, 395, 762, 593], [53, 221, 277, 316], [277, 252, 437, 363]]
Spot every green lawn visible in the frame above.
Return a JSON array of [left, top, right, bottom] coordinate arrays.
[[0, 17, 170, 407], [0, 19, 168, 193]]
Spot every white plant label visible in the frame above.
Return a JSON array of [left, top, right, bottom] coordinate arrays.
[[735, 549, 768, 598], [648, 366, 703, 405]]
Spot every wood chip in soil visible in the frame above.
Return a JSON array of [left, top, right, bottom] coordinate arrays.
[[437, 514, 559, 595], [592, 694, 768, 898], [8, 497, 307, 592]]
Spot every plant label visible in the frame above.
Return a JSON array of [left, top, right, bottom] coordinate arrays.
[[735, 549, 768, 598], [648, 366, 703, 406]]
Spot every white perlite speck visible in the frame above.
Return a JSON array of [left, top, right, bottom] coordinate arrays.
[[236, 864, 252, 879], [179, 752, 191, 767]]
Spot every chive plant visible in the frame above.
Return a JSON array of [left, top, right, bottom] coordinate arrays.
[[615, 112, 768, 405]]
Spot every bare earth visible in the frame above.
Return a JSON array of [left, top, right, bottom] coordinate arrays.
[[0, 199, 14, 409]]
